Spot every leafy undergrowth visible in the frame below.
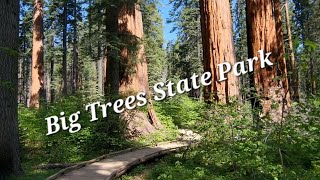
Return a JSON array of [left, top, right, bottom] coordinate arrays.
[[9, 95, 179, 180], [154, 95, 205, 130], [122, 97, 320, 180]]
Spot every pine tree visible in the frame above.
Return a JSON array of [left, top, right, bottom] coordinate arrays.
[[292, 0, 320, 96], [72, 0, 79, 93], [141, 0, 166, 86], [285, 0, 299, 101], [167, 0, 203, 98], [233, 0, 249, 102], [62, 0, 68, 95], [19, 0, 33, 106]]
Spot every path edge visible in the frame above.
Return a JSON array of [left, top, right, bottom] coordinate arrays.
[[45, 140, 192, 180], [109, 144, 191, 179]]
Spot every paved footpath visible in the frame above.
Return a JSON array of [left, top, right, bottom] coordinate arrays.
[[53, 141, 191, 180]]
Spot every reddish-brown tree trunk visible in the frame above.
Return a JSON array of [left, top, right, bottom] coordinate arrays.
[[274, 0, 291, 103], [30, 0, 45, 108], [118, 3, 162, 128], [199, 0, 239, 103], [246, 0, 291, 122]]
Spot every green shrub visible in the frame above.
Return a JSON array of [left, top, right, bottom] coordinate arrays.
[[146, 97, 320, 180], [154, 95, 205, 129]]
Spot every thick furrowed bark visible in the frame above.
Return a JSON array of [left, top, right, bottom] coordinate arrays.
[[246, 0, 291, 122], [199, 0, 239, 103]]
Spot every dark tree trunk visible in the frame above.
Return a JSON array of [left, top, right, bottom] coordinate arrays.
[[72, 0, 79, 93], [0, 0, 23, 177], [105, 2, 120, 97], [62, 3, 68, 95], [49, 35, 55, 103]]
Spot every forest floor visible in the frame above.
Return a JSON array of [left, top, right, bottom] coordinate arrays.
[[10, 95, 320, 180]]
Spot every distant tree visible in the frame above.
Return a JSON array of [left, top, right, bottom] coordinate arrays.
[[233, 0, 249, 102], [285, 0, 299, 101], [62, 1, 68, 95], [72, 0, 79, 93], [19, 0, 33, 106], [141, 0, 166, 86], [167, 0, 203, 98], [30, 0, 45, 108], [0, 0, 23, 177], [292, 0, 319, 96]]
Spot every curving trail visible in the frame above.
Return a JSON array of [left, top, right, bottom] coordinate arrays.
[[47, 130, 200, 180], [47, 142, 190, 180]]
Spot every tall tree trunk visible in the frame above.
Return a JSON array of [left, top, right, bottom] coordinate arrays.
[[18, 49, 23, 104], [24, 59, 31, 107], [246, 0, 290, 122], [104, 56, 107, 90], [72, 0, 79, 93], [105, 2, 120, 97], [310, 57, 316, 94], [97, 44, 104, 93], [88, 0, 92, 57], [30, 0, 45, 108], [0, 0, 23, 177], [118, 3, 162, 128], [49, 35, 55, 103], [62, 3, 68, 95], [285, 0, 299, 101], [274, 0, 291, 104], [199, 0, 239, 103], [22, 36, 27, 106], [97, 10, 104, 93]]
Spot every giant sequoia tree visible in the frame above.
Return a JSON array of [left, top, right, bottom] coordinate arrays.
[[0, 0, 23, 177], [246, 0, 291, 121], [199, 0, 239, 103], [30, 0, 45, 108], [118, 1, 162, 128], [105, 0, 162, 134]]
